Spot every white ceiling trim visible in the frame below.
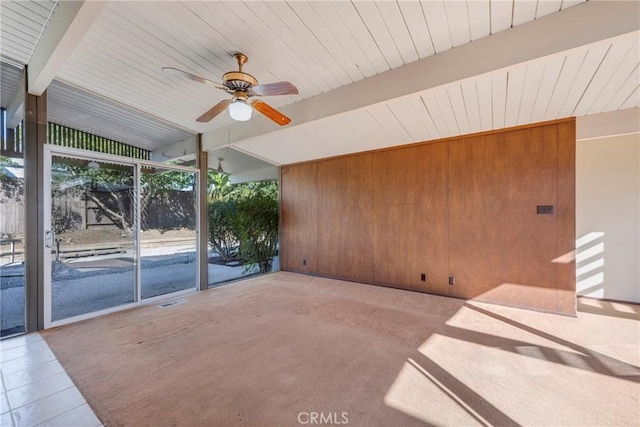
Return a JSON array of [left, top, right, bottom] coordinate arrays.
[[576, 108, 640, 141], [149, 136, 197, 163], [6, 69, 25, 128], [201, 0, 640, 152], [229, 167, 279, 184], [28, 1, 106, 95]]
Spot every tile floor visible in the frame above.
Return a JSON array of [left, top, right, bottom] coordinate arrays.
[[0, 333, 101, 427]]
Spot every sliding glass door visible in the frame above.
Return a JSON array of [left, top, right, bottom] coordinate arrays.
[[44, 147, 199, 327], [140, 165, 197, 299], [47, 154, 137, 322]]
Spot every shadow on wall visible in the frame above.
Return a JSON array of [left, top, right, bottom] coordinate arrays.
[[575, 231, 605, 298]]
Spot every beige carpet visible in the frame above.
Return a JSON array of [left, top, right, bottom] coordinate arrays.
[[42, 272, 640, 426]]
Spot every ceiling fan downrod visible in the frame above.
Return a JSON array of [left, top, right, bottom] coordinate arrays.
[[234, 52, 248, 72]]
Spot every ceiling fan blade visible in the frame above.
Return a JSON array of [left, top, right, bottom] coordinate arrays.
[[162, 67, 228, 91], [251, 100, 291, 126], [196, 99, 232, 123], [251, 81, 298, 96]]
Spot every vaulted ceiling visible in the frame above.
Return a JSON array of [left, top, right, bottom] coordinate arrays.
[[1, 1, 638, 175]]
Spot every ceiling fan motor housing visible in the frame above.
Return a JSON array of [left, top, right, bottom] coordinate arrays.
[[222, 71, 258, 91]]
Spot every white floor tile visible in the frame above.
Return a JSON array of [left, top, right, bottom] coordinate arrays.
[[0, 334, 99, 427], [0, 410, 13, 427], [0, 394, 9, 415], [0, 350, 57, 376], [7, 373, 74, 409], [0, 335, 42, 352], [2, 360, 64, 391], [12, 387, 85, 427], [35, 403, 101, 427], [1, 341, 51, 364]]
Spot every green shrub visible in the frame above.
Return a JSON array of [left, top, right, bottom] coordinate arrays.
[[207, 200, 240, 261], [236, 193, 279, 273], [207, 179, 278, 272]]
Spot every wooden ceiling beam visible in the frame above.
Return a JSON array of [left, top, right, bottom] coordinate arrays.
[[201, 0, 640, 152], [28, 1, 106, 96], [6, 70, 25, 128]]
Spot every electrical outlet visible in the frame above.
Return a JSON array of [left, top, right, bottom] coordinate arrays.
[[449, 276, 455, 285], [420, 273, 426, 281]]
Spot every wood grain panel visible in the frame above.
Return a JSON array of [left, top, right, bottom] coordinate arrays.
[[317, 154, 374, 283], [371, 142, 449, 294], [280, 119, 576, 314], [556, 119, 576, 314], [448, 124, 560, 311], [280, 163, 318, 274]]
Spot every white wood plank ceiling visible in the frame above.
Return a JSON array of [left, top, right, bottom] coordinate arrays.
[[0, 62, 22, 108], [236, 31, 640, 164], [54, 0, 589, 136], [1, 0, 638, 169], [48, 81, 193, 150], [207, 145, 275, 178], [0, 62, 193, 151], [0, 0, 57, 65]]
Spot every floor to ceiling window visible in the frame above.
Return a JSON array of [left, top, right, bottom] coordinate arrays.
[[1, 115, 279, 333], [0, 116, 25, 337], [208, 175, 279, 287]]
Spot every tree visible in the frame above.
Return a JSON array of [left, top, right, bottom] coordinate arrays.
[[208, 171, 232, 201], [0, 156, 24, 204], [50, 160, 198, 233], [51, 161, 135, 233], [51, 204, 82, 234]]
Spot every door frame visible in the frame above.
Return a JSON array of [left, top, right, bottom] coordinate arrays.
[[43, 145, 201, 328]]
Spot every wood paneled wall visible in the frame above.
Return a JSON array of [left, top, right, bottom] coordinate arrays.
[[280, 119, 576, 314], [317, 155, 375, 283], [371, 142, 450, 295], [280, 163, 318, 274]]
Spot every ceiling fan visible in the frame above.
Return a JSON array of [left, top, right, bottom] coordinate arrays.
[[163, 53, 298, 126]]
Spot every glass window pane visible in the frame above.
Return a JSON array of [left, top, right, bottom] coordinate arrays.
[[140, 166, 197, 299], [50, 156, 136, 321], [208, 178, 279, 287], [1, 151, 25, 337]]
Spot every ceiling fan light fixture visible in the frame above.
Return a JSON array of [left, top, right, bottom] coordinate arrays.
[[87, 161, 100, 170], [228, 99, 252, 121]]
